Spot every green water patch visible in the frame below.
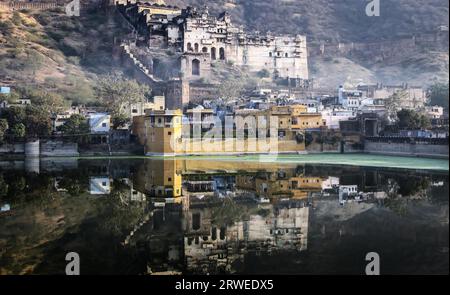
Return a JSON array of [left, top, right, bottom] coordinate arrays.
[[41, 153, 449, 171], [175, 153, 449, 171]]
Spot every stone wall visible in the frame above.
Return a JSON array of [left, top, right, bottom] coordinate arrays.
[[40, 140, 79, 157], [118, 44, 167, 95], [308, 31, 448, 60], [364, 140, 449, 159], [145, 137, 306, 156], [0, 143, 24, 154], [0, 140, 79, 157], [0, 1, 59, 10]]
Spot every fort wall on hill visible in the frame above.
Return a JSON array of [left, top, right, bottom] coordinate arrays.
[[308, 30, 449, 60]]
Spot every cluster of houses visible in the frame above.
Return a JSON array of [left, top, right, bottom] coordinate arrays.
[[1, 80, 448, 155]]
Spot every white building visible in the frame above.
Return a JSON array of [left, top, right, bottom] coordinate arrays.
[[88, 113, 111, 134], [321, 176, 340, 190], [181, 7, 308, 81], [338, 86, 365, 109], [425, 106, 444, 119], [321, 108, 356, 129], [52, 106, 82, 131], [0, 98, 31, 109], [339, 185, 359, 205]]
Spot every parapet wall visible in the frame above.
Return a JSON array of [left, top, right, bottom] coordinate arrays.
[[0, 1, 60, 10], [308, 32, 449, 59], [146, 138, 306, 156], [364, 140, 449, 159], [0, 140, 79, 157]]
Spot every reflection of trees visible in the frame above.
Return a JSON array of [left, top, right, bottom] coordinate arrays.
[[212, 198, 248, 227], [397, 177, 430, 197], [95, 180, 146, 238], [211, 197, 262, 227], [0, 172, 57, 209], [58, 171, 89, 196], [0, 174, 8, 198], [381, 176, 432, 216]]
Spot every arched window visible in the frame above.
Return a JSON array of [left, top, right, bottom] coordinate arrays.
[[187, 42, 193, 52], [192, 59, 200, 76], [211, 47, 217, 60], [202, 47, 208, 53], [269, 52, 273, 57], [285, 53, 288, 57], [194, 43, 199, 52], [219, 47, 225, 60], [211, 227, 217, 241], [220, 227, 226, 240]]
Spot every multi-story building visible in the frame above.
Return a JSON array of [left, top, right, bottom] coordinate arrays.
[[132, 108, 310, 156], [116, 1, 309, 83]]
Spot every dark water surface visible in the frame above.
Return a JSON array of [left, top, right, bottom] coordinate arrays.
[[0, 157, 448, 275]]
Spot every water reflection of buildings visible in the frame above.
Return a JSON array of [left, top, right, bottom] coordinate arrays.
[[182, 203, 309, 274], [1, 158, 441, 274], [89, 177, 111, 195], [130, 159, 317, 274]]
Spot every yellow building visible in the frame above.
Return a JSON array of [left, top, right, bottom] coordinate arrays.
[[133, 109, 308, 156], [268, 105, 325, 131], [143, 110, 183, 156]]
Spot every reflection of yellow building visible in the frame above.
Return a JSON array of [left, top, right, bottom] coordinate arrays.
[[134, 158, 183, 203], [236, 169, 324, 201], [132, 158, 326, 207]]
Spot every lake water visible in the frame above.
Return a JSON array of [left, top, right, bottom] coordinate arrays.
[[0, 156, 448, 275]]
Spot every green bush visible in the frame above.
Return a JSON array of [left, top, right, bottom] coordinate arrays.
[[0, 20, 14, 35]]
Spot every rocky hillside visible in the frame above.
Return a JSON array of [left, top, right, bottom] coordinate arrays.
[[0, 4, 130, 104]]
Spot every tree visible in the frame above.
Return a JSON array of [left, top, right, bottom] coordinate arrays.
[[0, 119, 8, 143], [59, 114, 89, 136], [396, 109, 430, 130], [428, 82, 449, 110], [385, 91, 408, 122], [95, 72, 150, 117], [1, 106, 25, 127], [24, 106, 52, 138], [0, 92, 20, 104], [10, 123, 26, 139], [25, 89, 67, 113], [112, 113, 130, 130]]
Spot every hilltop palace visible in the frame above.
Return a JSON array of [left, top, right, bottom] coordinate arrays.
[[115, 0, 309, 102]]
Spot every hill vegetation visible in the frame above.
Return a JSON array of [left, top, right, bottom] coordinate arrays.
[[0, 4, 130, 105]]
